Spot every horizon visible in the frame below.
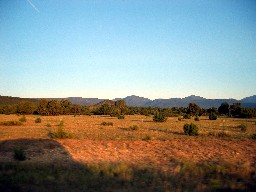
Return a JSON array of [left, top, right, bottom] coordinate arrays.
[[1, 1, 256, 100], [1, 93, 254, 101]]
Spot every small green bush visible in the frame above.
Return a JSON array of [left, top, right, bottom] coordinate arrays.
[[129, 125, 139, 131], [48, 127, 72, 139], [0, 121, 22, 126], [183, 123, 199, 136], [101, 122, 113, 126], [209, 113, 217, 120], [19, 116, 26, 122], [194, 116, 200, 121], [46, 123, 51, 127], [14, 147, 26, 161], [153, 112, 167, 122], [117, 114, 125, 119], [142, 135, 152, 141], [58, 120, 64, 126], [35, 117, 42, 123], [178, 117, 183, 121], [251, 134, 256, 140], [183, 114, 191, 119], [238, 124, 247, 132]]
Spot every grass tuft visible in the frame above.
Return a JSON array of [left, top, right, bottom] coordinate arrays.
[[101, 122, 113, 126], [0, 121, 22, 126]]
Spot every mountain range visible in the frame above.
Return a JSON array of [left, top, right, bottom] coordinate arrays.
[[1, 95, 256, 108]]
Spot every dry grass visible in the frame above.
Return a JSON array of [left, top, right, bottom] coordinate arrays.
[[0, 114, 255, 140], [0, 114, 256, 191]]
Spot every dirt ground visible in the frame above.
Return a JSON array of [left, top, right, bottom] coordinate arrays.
[[1, 138, 255, 174]]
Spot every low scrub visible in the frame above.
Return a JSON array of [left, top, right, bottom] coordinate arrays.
[[251, 133, 256, 140], [209, 113, 217, 120], [183, 123, 199, 136], [129, 125, 139, 131], [153, 112, 167, 122], [117, 114, 125, 119], [101, 122, 113, 126], [35, 117, 42, 123], [142, 135, 152, 141], [183, 114, 191, 119], [19, 116, 26, 122], [13, 147, 26, 161], [238, 124, 247, 132], [0, 121, 22, 126], [48, 127, 72, 139], [194, 116, 200, 121]]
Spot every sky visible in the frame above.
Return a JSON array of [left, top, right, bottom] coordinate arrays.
[[0, 0, 256, 100]]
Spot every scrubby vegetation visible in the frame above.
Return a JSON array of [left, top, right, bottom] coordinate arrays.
[[19, 116, 26, 122], [101, 122, 113, 126], [183, 123, 199, 136], [13, 147, 26, 161], [0, 121, 22, 126], [153, 111, 167, 122], [209, 112, 218, 120], [35, 117, 41, 123]]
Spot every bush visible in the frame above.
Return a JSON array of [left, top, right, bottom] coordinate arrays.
[[183, 114, 191, 119], [58, 120, 64, 126], [142, 135, 152, 141], [238, 124, 247, 132], [129, 125, 139, 131], [19, 116, 26, 122], [117, 114, 125, 119], [101, 122, 113, 126], [178, 117, 183, 121], [194, 116, 200, 121], [0, 121, 22, 126], [14, 147, 26, 161], [251, 134, 256, 140], [35, 117, 42, 123], [153, 112, 167, 122], [183, 123, 199, 136], [48, 127, 72, 139], [209, 113, 217, 120]]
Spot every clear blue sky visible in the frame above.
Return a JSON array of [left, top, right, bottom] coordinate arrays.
[[1, 0, 256, 100]]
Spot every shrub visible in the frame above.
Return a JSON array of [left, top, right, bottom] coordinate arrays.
[[142, 135, 152, 141], [238, 124, 247, 132], [129, 125, 139, 131], [0, 121, 22, 126], [117, 114, 125, 119], [153, 112, 167, 122], [19, 116, 26, 122], [58, 120, 64, 126], [48, 127, 72, 139], [35, 117, 42, 123], [209, 113, 217, 120], [251, 134, 256, 140], [46, 123, 51, 127], [14, 147, 26, 161], [101, 122, 113, 126], [183, 114, 191, 119], [194, 116, 200, 121], [178, 117, 183, 121], [183, 123, 199, 136]]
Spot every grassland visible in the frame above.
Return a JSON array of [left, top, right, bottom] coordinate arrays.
[[0, 114, 255, 191]]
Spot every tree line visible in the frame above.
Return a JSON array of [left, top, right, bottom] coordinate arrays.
[[0, 99, 255, 118]]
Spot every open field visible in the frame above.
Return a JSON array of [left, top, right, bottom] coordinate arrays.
[[0, 114, 256, 191]]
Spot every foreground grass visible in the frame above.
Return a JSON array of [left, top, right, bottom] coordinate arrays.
[[0, 160, 255, 192]]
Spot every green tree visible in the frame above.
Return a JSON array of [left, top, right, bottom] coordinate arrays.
[[153, 111, 167, 122], [187, 103, 201, 116], [218, 102, 229, 116], [37, 99, 49, 116]]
